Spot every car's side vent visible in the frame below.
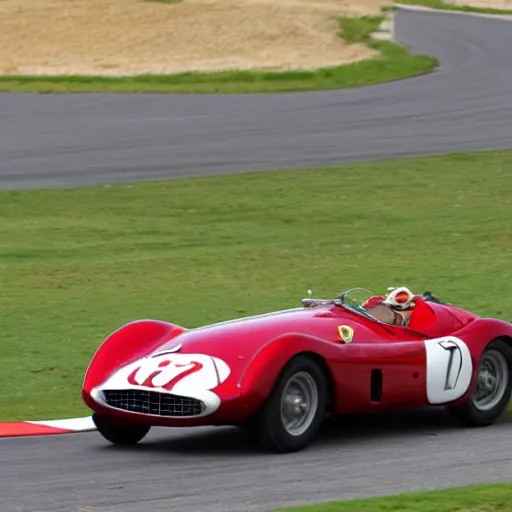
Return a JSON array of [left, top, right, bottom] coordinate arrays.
[[370, 369, 383, 402]]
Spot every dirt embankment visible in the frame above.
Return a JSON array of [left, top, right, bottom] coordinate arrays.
[[0, 0, 392, 76]]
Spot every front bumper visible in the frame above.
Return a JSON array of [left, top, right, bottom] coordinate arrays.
[[89, 385, 221, 419], [83, 387, 252, 427]]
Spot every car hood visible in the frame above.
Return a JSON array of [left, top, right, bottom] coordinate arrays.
[[155, 307, 325, 355], [149, 305, 392, 371]]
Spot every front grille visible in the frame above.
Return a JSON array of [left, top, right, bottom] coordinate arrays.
[[102, 389, 205, 417]]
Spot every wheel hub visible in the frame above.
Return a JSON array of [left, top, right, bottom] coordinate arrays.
[[472, 350, 509, 411], [280, 371, 319, 437], [479, 370, 496, 391]]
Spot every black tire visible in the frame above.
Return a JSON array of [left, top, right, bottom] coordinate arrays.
[[93, 413, 151, 445], [255, 355, 329, 453], [447, 339, 512, 427]]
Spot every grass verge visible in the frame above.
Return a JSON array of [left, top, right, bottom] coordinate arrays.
[[398, 0, 512, 15], [1, 148, 512, 420], [274, 483, 512, 512], [0, 16, 437, 94]]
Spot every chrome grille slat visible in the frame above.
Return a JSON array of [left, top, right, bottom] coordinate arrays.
[[102, 389, 205, 417]]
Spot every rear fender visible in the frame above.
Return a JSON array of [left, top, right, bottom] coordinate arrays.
[[443, 318, 512, 406], [456, 318, 512, 360], [83, 319, 186, 393], [238, 332, 340, 408]]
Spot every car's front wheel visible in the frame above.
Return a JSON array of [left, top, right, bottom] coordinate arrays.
[[256, 355, 329, 453], [447, 339, 512, 426], [93, 413, 151, 445]]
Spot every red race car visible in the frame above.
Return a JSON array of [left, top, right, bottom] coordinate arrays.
[[82, 287, 512, 453]]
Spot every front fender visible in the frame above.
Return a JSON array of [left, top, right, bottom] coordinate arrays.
[[237, 332, 341, 407], [82, 319, 186, 395]]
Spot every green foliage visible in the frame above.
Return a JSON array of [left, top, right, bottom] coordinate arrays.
[[1, 149, 511, 419]]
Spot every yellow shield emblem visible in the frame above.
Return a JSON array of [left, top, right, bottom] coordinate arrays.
[[338, 325, 354, 343]]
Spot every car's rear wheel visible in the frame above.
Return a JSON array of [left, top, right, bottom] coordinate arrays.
[[93, 413, 151, 445], [256, 355, 329, 453], [447, 339, 512, 426]]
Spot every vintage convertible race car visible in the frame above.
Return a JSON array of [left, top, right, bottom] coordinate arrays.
[[82, 287, 512, 453]]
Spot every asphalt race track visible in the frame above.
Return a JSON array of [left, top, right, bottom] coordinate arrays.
[[2, 6, 512, 512], [2, 410, 512, 512], [1, 8, 512, 190]]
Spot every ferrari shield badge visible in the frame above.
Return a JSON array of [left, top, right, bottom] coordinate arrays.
[[338, 325, 354, 343]]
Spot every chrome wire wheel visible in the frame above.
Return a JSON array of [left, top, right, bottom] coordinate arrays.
[[472, 349, 509, 412], [280, 371, 319, 437]]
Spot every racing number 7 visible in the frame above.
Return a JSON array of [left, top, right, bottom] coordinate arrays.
[[424, 337, 473, 404]]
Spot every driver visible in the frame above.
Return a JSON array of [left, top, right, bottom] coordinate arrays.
[[362, 287, 419, 326]]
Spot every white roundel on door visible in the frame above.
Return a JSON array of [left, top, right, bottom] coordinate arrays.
[[424, 337, 473, 404]]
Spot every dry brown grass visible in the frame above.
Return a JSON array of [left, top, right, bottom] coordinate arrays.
[[0, 0, 391, 76]]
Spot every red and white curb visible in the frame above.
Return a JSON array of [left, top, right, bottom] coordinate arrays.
[[0, 416, 96, 438]]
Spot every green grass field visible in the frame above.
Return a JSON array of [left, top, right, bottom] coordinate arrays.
[[0, 16, 437, 94], [397, 0, 512, 15], [1, 148, 511, 421], [275, 483, 512, 512]]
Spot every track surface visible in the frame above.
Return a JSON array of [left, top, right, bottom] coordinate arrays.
[[2, 7, 512, 512], [1, 8, 512, 190], [2, 409, 512, 512]]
